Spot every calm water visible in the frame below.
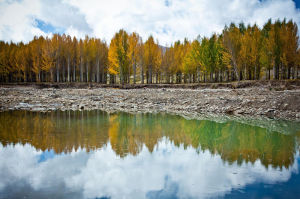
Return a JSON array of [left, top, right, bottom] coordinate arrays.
[[0, 111, 300, 199]]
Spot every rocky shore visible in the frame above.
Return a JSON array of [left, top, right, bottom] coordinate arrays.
[[0, 82, 300, 121]]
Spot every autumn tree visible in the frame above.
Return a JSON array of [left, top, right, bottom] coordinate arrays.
[[284, 20, 298, 79], [72, 37, 79, 82], [128, 32, 142, 84], [162, 46, 175, 83], [0, 19, 298, 83], [41, 37, 55, 82], [51, 34, 61, 82], [79, 39, 84, 82], [223, 23, 242, 80], [143, 36, 161, 84], [30, 36, 44, 82], [108, 29, 130, 84]]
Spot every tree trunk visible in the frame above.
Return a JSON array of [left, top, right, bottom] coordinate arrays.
[[102, 71, 105, 84], [133, 62, 136, 84], [239, 70, 243, 81], [80, 57, 83, 82], [150, 66, 152, 84], [37, 70, 41, 82], [29, 72, 32, 82], [56, 60, 60, 82], [176, 73, 182, 84], [148, 66, 152, 84], [197, 67, 200, 83], [166, 74, 170, 84], [23, 71, 27, 82], [50, 68, 53, 82], [231, 57, 239, 81], [67, 57, 70, 82], [248, 67, 251, 80], [273, 64, 276, 80], [41, 71, 44, 82], [257, 64, 260, 80], [96, 59, 100, 83], [280, 63, 284, 79], [215, 71, 219, 82], [109, 74, 115, 84], [120, 67, 124, 84], [254, 65, 257, 80], [62, 63, 65, 82], [86, 62, 89, 82], [273, 63, 280, 80], [73, 62, 76, 82], [141, 65, 144, 84]]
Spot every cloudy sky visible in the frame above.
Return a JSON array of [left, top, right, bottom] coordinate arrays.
[[0, 0, 300, 45]]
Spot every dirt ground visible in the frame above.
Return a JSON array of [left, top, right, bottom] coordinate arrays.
[[0, 80, 300, 120]]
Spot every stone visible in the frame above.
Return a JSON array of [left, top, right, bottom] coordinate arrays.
[[0, 85, 299, 120]]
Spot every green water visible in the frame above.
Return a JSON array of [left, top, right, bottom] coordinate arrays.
[[0, 110, 300, 199]]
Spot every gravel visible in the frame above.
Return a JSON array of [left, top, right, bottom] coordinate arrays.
[[0, 86, 299, 120]]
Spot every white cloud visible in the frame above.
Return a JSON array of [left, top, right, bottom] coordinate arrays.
[[0, 0, 299, 45], [0, 0, 91, 43], [0, 0, 44, 42]]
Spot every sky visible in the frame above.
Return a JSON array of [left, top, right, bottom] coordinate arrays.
[[0, 0, 300, 46]]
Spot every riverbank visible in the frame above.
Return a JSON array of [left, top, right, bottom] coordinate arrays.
[[2, 79, 300, 89], [0, 81, 300, 120]]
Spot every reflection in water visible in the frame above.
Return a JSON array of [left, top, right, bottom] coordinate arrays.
[[1, 110, 300, 168], [0, 110, 300, 199]]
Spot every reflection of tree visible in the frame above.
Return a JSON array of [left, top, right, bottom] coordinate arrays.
[[0, 111, 299, 169], [0, 110, 110, 153], [186, 120, 296, 169]]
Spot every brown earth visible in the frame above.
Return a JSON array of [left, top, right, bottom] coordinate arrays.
[[0, 80, 300, 120]]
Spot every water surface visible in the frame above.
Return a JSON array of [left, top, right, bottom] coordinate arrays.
[[0, 110, 300, 199]]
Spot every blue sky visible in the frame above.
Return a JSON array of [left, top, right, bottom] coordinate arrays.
[[0, 0, 300, 45], [36, 19, 64, 34], [295, 0, 300, 8]]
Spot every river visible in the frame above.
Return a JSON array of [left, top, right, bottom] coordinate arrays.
[[0, 110, 300, 199]]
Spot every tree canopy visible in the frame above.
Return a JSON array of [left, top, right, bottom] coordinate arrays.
[[0, 19, 299, 83]]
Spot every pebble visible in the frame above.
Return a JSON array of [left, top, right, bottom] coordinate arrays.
[[0, 86, 299, 120]]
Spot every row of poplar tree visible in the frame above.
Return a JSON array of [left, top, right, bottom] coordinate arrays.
[[0, 19, 299, 84]]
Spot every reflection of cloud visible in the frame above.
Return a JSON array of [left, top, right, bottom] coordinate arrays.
[[0, 141, 298, 199], [38, 150, 55, 163], [146, 176, 179, 199]]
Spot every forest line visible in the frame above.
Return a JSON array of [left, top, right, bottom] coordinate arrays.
[[0, 19, 299, 84]]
